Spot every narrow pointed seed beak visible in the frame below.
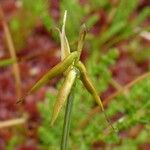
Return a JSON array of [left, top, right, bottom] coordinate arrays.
[[76, 61, 104, 111], [77, 61, 115, 132], [76, 24, 87, 62], [50, 68, 77, 126], [28, 52, 78, 94]]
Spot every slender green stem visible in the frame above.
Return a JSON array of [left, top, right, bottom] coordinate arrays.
[[61, 90, 74, 150]]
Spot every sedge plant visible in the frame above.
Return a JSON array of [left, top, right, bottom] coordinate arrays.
[[18, 11, 115, 150]]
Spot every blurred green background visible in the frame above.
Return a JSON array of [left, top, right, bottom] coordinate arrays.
[[0, 0, 149, 150]]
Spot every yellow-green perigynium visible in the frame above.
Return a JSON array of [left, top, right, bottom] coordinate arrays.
[[26, 11, 106, 126]]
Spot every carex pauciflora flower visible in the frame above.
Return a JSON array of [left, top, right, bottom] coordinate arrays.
[[18, 11, 114, 130]]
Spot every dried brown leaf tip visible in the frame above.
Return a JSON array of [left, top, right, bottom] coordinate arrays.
[[20, 11, 114, 130]]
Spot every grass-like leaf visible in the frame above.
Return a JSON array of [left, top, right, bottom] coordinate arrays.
[[0, 58, 15, 67]]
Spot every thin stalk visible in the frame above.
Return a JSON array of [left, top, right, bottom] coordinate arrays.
[[61, 90, 74, 150], [0, 116, 27, 129], [0, 6, 22, 99]]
